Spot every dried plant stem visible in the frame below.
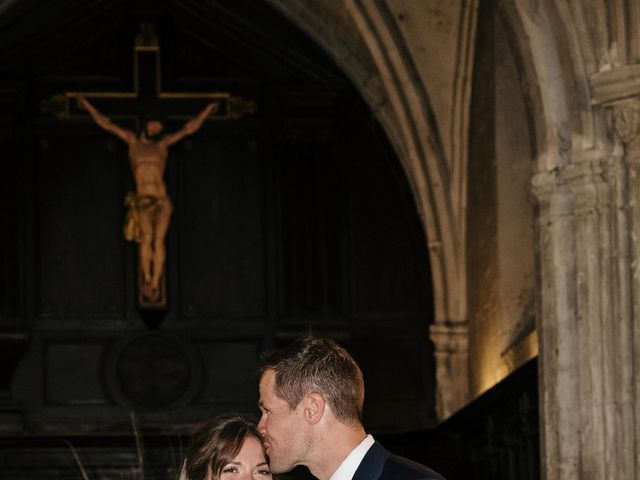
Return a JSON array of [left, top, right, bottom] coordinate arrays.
[[130, 412, 145, 480], [64, 440, 91, 480]]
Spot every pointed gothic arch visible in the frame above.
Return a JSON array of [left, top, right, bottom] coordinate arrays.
[[265, 0, 478, 418]]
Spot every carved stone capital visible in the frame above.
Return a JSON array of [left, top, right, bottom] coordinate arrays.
[[430, 322, 468, 352], [532, 170, 574, 221], [429, 322, 468, 419], [613, 99, 640, 156], [563, 155, 611, 214]]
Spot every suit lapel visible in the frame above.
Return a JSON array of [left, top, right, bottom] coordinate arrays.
[[351, 442, 388, 480]]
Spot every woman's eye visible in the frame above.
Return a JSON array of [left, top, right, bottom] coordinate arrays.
[[222, 466, 238, 474], [256, 469, 272, 477]]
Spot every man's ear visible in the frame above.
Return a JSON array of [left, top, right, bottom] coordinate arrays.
[[303, 392, 326, 425]]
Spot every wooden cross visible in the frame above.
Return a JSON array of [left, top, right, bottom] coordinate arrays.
[[42, 22, 255, 311], [44, 22, 255, 123]]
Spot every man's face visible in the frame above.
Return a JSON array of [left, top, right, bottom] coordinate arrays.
[[258, 369, 308, 474]]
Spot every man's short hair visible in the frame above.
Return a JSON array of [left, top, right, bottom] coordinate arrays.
[[259, 335, 365, 425]]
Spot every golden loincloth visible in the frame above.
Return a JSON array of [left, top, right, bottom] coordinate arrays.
[[123, 192, 170, 243]]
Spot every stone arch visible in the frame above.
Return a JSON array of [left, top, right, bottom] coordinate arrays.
[[266, 0, 477, 418], [267, 1, 464, 323]]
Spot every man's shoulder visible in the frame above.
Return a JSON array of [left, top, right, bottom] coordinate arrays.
[[355, 441, 446, 480], [381, 452, 446, 480]]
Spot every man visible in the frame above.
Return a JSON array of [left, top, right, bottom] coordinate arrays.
[[258, 336, 446, 480], [78, 97, 217, 301]]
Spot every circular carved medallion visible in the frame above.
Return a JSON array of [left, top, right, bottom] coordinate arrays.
[[105, 333, 201, 411]]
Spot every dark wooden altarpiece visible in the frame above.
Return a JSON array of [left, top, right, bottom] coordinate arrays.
[[0, 2, 437, 479]]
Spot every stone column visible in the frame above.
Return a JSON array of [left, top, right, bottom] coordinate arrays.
[[429, 322, 468, 419], [532, 171, 579, 480], [535, 134, 638, 479], [612, 100, 640, 479], [588, 67, 640, 480], [568, 153, 635, 480]]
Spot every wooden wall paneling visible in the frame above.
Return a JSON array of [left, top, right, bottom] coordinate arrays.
[[0, 122, 30, 429], [43, 340, 109, 406], [348, 128, 432, 316], [0, 133, 22, 323], [103, 331, 203, 412], [279, 127, 345, 321], [197, 339, 261, 409], [0, 435, 185, 480], [341, 99, 437, 430], [178, 124, 265, 319], [34, 129, 126, 322], [352, 322, 436, 431]]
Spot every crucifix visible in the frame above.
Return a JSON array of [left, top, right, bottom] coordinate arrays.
[[43, 22, 255, 310]]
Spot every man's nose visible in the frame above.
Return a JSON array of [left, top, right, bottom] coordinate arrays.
[[257, 412, 266, 433]]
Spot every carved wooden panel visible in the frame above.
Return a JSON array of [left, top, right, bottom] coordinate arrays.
[[352, 322, 436, 430], [349, 150, 432, 315], [198, 340, 260, 405], [0, 136, 22, 323], [104, 332, 203, 411], [177, 126, 265, 318], [279, 136, 344, 319], [44, 341, 108, 406], [35, 132, 126, 319]]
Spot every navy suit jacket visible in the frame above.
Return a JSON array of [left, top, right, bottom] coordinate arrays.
[[351, 442, 446, 480]]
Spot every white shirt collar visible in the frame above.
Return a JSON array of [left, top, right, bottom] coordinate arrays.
[[328, 434, 375, 480]]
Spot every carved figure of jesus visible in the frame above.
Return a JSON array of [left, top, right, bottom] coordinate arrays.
[[78, 96, 216, 302]]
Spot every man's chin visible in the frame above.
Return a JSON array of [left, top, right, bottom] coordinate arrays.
[[268, 457, 296, 475]]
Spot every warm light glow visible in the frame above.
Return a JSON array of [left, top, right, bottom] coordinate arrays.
[[475, 329, 538, 396]]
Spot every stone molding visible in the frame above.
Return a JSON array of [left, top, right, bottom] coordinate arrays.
[[591, 65, 640, 106]]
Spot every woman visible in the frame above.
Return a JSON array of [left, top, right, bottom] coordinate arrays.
[[181, 414, 272, 480]]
